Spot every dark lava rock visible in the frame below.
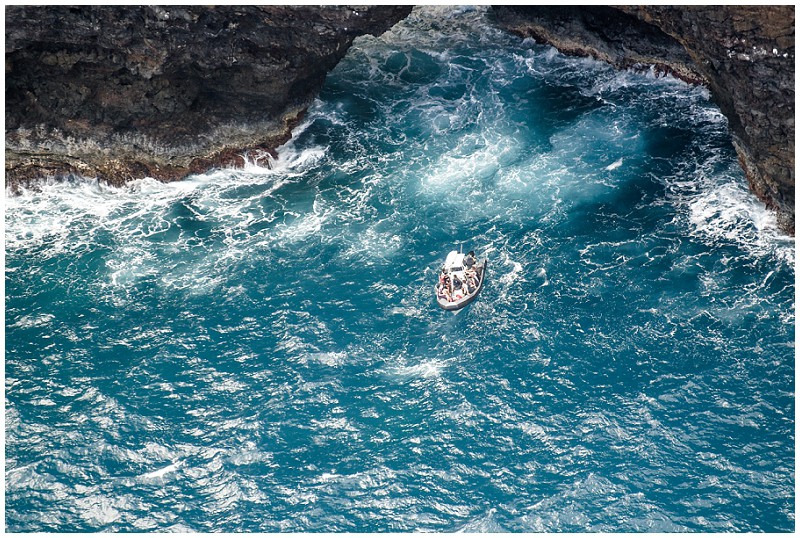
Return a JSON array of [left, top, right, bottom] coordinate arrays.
[[5, 5, 412, 188], [493, 5, 795, 235]]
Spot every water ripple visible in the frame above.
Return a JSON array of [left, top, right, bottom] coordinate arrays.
[[6, 5, 794, 533]]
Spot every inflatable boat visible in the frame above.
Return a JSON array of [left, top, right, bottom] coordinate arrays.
[[435, 250, 487, 311]]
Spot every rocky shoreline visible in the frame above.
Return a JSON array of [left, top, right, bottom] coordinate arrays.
[[5, 6, 795, 234], [492, 6, 795, 235], [5, 6, 411, 189]]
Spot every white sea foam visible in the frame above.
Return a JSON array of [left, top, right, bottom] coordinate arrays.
[[686, 180, 793, 265], [386, 357, 450, 380], [6, 129, 331, 302], [390, 305, 425, 318], [342, 226, 403, 264], [494, 253, 526, 307], [655, 147, 795, 268], [457, 508, 507, 533], [76, 495, 121, 527], [302, 351, 349, 367], [8, 312, 55, 329], [140, 461, 182, 480]]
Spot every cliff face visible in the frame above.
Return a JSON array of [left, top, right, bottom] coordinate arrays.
[[6, 6, 794, 234], [5, 5, 412, 187], [493, 6, 795, 235]]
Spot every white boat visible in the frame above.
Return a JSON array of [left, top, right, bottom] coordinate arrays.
[[435, 249, 487, 311]]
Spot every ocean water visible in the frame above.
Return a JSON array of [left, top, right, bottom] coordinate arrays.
[[4, 6, 795, 532]]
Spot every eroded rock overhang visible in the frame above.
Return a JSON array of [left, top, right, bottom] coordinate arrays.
[[492, 5, 795, 235], [5, 6, 413, 188]]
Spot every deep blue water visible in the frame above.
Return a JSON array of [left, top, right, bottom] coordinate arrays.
[[5, 6, 795, 532]]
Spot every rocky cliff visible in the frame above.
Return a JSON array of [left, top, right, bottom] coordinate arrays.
[[5, 5, 412, 188], [493, 6, 795, 235], [6, 6, 795, 235]]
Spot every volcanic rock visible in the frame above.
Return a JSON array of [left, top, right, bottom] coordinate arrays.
[[5, 5, 412, 188], [493, 5, 795, 235]]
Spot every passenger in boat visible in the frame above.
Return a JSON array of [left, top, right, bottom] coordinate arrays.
[[440, 272, 452, 295], [465, 251, 476, 269], [452, 274, 462, 291], [438, 283, 452, 302], [465, 268, 478, 291]]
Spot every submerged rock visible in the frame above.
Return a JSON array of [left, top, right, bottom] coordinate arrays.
[[5, 5, 412, 188], [493, 6, 795, 235]]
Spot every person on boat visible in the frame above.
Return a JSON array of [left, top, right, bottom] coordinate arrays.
[[465, 279, 475, 294], [440, 272, 452, 295], [464, 251, 476, 269], [452, 274, 462, 291], [465, 267, 478, 291], [437, 283, 452, 302]]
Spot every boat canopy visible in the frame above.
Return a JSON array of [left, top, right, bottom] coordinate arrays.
[[443, 250, 464, 270]]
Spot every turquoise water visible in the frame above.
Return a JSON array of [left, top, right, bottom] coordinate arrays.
[[5, 7, 795, 532]]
